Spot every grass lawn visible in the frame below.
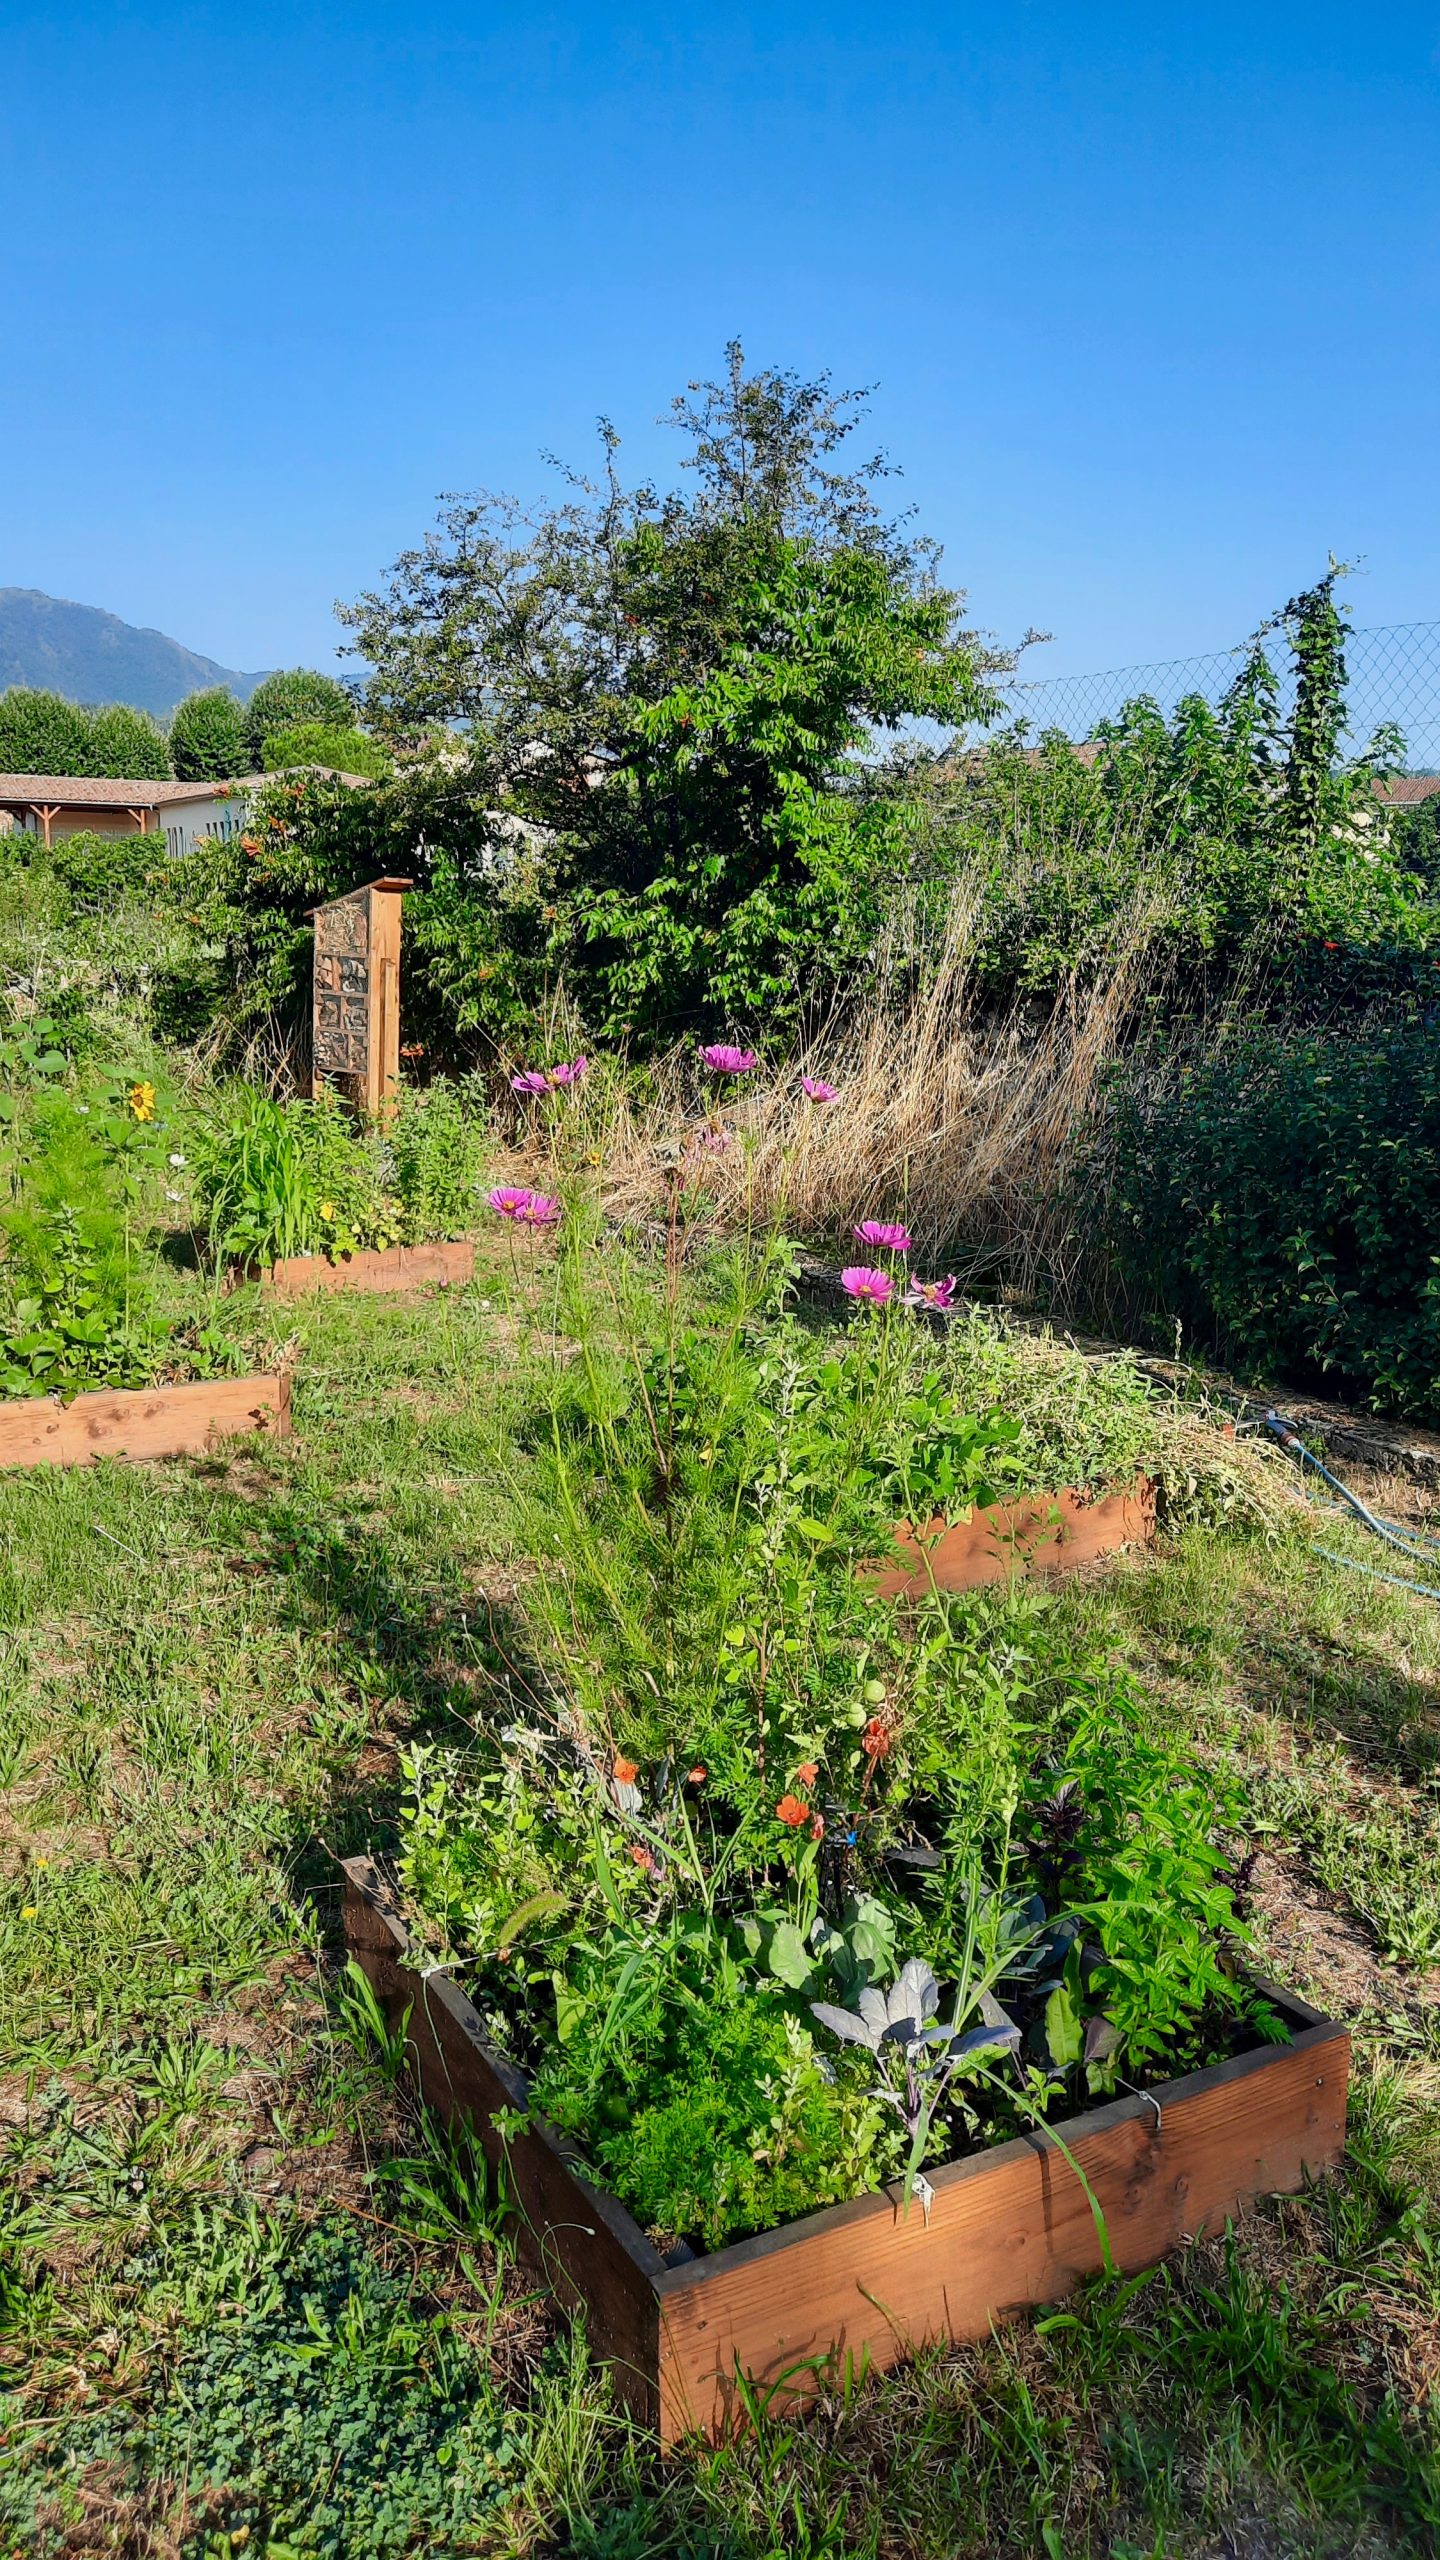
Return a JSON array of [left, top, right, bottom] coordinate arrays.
[[3, 1272, 1439, 2559]]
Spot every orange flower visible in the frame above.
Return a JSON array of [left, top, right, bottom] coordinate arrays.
[[861, 1718, 893, 1759], [794, 1760, 819, 1788], [612, 1756, 639, 1786], [628, 1843, 656, 1873], [686, 1764, 708, 1785], [775, 1793, 810, 1828]]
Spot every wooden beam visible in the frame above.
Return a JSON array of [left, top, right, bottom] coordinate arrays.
[[0, 1372, 290, 1470]]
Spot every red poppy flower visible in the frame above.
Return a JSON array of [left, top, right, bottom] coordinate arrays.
[[686, 1764, 707, 1785], [794, 1760, 819, 1788], [628, 1844, 656, 1873], [861, 1718, 893, 1759], [775, 1793, 810, 1828], [612, 1757, 639, 1786]]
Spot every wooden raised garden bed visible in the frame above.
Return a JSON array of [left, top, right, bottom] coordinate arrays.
[[341, 1854, 1349, 2446], [865, 1476, 1155, 1600], [0, 1371, 290, 1471], [262, 1240, 475, 1297]]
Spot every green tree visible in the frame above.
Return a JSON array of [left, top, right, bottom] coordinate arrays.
[[86, 702, 172, 779], [170, 687, 248, 782], [245, 668, 353, 765], [0, 687, 92, 774], [341, 344, 1004, 1038], [262, 720, 390, 780]]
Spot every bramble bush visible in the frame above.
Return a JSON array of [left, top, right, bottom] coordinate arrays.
[[1093, 1015, 1440, 1417]]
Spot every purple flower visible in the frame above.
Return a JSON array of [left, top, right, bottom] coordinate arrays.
[[690, 1122, 733, 1154], [701, 1044, 758, 1075], [904, 1274, 958, 1311], [549, 1055, 588, 1086], [801, 1076, 837, 1103], [841, 1265, 895, 1304], [510, 1069, 551, 1096], [516, 1191, 562, 1227], [488, 1186, 535, 1218], [854, 1219, 913, 1256]]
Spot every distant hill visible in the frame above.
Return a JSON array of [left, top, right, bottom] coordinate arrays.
[[0, 588, 269, 718]]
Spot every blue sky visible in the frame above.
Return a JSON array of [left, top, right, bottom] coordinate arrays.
[[3, 2, 1437, 681]]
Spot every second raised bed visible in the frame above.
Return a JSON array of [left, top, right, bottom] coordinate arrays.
[[262, 1240, 475, 1297]]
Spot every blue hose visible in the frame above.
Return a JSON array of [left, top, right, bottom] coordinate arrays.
[[1310, 1546, 1440, 1603], [1265, 1410, 1440, 1602]]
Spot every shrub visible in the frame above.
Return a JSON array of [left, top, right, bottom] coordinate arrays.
[[245, 667, 353, 766], [170, 687, 248, 781], [1094, 1015, 1440, 1416], [40, 825, 169, 910]]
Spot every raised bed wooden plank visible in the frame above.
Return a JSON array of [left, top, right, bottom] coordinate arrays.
[[864, 1477, 1155, 1599], [340, 1856, 1349, 2447], [263, 1241, 475, 1297], [341, 1861, 665, 2423], [653, 2007, 1347, 2439], [0, 1371, 290, 1471]]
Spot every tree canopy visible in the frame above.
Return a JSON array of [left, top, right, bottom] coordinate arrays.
[[340, 344, 1004, 1036], [245, 669, 354, 766], [170, 687, 248, 782], [0, 688, 96, 775]]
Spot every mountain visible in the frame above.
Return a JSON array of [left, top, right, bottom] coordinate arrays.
[[0, 588, 270, 718]]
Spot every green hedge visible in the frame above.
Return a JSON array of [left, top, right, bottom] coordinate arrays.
[[1100, 1015, 1440, 1418]]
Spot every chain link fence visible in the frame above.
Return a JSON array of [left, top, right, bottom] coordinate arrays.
[[989, 621, 1440, 770]]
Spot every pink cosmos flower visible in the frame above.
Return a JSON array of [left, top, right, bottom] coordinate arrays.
[[510, 1069, 552, 1096], [841, 1265, 895, 1304], [854, 1219, 913, 1255], [549, 1055, 588, 1086], [700, 1044, 758, 1074], [516, 1192, 562, 1227], [689, 1123, 733, 1153], [904, 1275, 958, 1311], [801, 1076, 837, 1103], [488, 1186, 535, 1218]]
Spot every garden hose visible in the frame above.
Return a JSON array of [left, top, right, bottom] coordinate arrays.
[[1265, 1409, 1440, 1602], [1309, 1546, 1440, 1604]]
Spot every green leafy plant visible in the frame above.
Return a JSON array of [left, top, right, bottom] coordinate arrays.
[[383, 1077, 490, 1242], [1093, 1015, 1440, 1418], [190, 1087, 399, 1269]]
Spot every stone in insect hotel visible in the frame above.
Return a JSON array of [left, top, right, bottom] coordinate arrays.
[[309, 876, 412, 1113]]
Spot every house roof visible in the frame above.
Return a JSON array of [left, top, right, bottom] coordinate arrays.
[[0, 773, 256, 807], [0, 767, 370, 808], [1375, 774, 1440, 807]]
